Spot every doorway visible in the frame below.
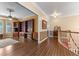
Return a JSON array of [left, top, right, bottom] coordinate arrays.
[[24, 19, 34, 40]]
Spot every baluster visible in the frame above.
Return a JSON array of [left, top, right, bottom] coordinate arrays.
[[74, 49, 76, 54], [74, 48, 79, 55], [77, 50, 79, 55], [77, 48, 79, 55]]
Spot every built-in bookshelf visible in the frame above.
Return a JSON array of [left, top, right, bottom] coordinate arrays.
[[19, 22, 23, 32], [13, 22, 19, 32], [13, 19, 34, 40]]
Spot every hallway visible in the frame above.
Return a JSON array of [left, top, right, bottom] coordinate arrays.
[[0, 38, 76, 56]]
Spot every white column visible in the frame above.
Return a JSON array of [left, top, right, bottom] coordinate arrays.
[[38, 16, 41, 44]]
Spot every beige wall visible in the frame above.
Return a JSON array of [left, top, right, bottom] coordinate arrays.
[[40, 31, 47, 41], [49, 16, 79, 32], [20, 16, 38, 32], [1, 16, 38, 38], [0, 16, 15, 38]]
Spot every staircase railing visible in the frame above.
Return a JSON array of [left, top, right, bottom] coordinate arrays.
[[58, 30, 79, 55]]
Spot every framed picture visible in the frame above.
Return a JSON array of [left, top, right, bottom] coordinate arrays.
[[42, 20, 47, 29]]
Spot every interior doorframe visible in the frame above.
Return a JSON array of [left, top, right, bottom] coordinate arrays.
[[25, 19, 34, 39]]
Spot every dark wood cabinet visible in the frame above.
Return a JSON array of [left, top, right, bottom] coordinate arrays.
[[53, 30, 58, 39], [13, 32, 19, 40], [0, 34, 3, 39]]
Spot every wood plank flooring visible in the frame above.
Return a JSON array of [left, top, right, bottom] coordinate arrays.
[[0, 38, 77, 56]]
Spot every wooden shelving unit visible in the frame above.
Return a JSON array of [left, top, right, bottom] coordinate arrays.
[[13, 19, 34, 41]]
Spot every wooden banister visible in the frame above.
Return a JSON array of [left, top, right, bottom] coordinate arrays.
[[60, 30, 79, 34], [59, 30, 79, 49]]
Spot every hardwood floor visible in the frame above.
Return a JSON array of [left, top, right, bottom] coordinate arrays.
[[0, 38, 77, 56]]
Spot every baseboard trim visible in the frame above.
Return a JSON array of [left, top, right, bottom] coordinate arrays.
[[38, 37, 48, 44]]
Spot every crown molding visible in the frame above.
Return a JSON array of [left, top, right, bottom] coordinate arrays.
[[32, 2, 48, 19]]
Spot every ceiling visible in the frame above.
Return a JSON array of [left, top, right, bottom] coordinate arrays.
[[36, 2, 79, 17], [0, 2, 36, 20]]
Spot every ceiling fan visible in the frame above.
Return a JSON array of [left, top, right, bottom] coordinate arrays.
[[7, 8, 14, 20]]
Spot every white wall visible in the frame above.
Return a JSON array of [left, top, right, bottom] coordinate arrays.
[[49, 16, 79, 32]]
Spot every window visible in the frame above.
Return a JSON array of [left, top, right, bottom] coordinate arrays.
[[6, 20, 11, 33], [0, 20, 3, 33]]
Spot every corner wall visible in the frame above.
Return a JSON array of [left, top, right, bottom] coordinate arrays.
[[38, 16, 48, 44]]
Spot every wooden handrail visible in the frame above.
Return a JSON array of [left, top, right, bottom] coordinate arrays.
[[60, 30, 79, 34]]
